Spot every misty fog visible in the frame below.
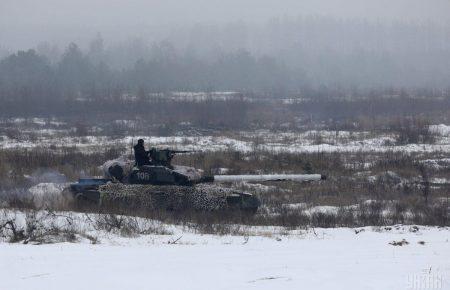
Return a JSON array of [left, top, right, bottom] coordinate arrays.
[[2, 0, 449, 49], [1, 0, 450, 91]]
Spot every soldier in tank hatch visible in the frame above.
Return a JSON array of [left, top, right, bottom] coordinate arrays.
[[133, 139, 152, 167]]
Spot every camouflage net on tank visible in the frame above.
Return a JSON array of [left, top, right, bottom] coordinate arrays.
[[98, 183, 242, 211]]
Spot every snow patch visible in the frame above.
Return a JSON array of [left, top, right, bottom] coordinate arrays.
[[429, 124, 450, 136], [0, 209, 448, 290]]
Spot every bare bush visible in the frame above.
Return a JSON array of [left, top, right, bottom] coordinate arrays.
[[389, 201, 407, 224], [0, 210, 78, 244], [356, 201, 385, 226], [93, 214, 172, 237], [74, 122, 89, 136], [310, 212, 337, 228], [4, 128, 22, 140], [411, 202, 448, 226], [389, 117, 436, 145]]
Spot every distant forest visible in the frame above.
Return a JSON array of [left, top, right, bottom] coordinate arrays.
[[1, 17, 450, 118]]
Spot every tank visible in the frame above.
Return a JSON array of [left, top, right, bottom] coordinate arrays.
[[68, 149, 325, 213]]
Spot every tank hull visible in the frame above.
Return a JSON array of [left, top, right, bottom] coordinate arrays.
[[69, 179, 260, 213]]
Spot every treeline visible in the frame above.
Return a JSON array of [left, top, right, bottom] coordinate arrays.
[[1, 19, 450, 122], [2, 44, 450, 112], [1, 16, 450, 106], [0, 44, 293, 105], [0, 42, 449, 125], [5, 17, 449, 88]]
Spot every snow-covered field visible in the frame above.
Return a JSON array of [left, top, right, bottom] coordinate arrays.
[[1, 224, 448, 290], [1, 124, 450, 154], [1, 119, 449, 289], [1, 116, 449, 154]]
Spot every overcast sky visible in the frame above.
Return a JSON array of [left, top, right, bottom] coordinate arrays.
[[1, 0, 450, 50]]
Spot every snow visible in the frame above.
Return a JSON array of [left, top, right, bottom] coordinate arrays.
[[1, 124, 449, 154], [119, 91, 243, 102], [0, 224, 448, 290], [239, 182, 281, 193], [113, 119, 138, 128], [0, 117, 66, 127], [216, 167, 230, 174], [430, 124, 450, 136], [283, 204, 361, 215], [169, 91, 240, 101], [430, 178, 450, 184], [1, 132, 449, 154]]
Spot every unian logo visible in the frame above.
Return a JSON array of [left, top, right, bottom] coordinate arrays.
[[406, 271, 443, 290]]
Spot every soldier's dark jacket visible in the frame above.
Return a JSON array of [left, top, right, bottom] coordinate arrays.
[[134, 143, 150, 166]]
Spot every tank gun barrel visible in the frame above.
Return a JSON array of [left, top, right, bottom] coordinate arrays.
[[213, 174, 325, 183], [168, 150, 196, 154]]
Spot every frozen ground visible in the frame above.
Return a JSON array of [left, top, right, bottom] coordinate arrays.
[[1, 124, 450, 154], [1, 223, 448, 290]]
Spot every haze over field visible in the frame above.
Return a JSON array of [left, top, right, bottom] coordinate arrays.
[[1, 0, 450, 89], [1, 0, 450, 47]]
